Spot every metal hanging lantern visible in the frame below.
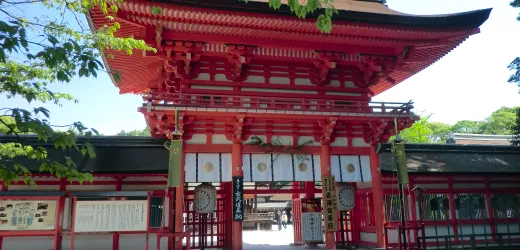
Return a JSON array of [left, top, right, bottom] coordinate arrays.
[[193, 183, 217, 214], [337, 184, 355, 211]]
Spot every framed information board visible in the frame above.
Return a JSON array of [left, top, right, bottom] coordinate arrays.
[[73, 200, 148, 232]]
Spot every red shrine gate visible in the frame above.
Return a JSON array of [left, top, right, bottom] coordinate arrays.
[[86, 0, 491, 249]]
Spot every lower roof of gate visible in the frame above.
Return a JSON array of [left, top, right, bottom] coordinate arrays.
[[2, 135, 520, 174]]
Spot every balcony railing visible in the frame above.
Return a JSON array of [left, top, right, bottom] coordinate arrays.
[[143, 92, 414, 115]]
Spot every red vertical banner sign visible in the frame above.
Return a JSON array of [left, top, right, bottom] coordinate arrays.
[[322, 176, 338, 232]]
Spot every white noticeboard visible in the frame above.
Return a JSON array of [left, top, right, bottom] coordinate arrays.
[[301, 212, 323, 243], [0, 200, 57, 231], [74, 200, 148, 232]]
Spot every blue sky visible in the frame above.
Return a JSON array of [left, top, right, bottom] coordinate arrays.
[[2, 0, 520, 135]]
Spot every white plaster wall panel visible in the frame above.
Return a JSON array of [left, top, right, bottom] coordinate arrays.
[[63, 198, 71, 229], [294, 78, 312, 86], [330, 137, 348, 147], [298, 136, 321, 146], [344, 81, 356, 87], [242, 87, 317, 94], [250, 154, 272, 182], [244, 75, 265, 83], [386, 228, 399, 243], [424, 226, 452, 242], [340, 155, 362, 182], [452, 183, 485, 189], [274, 135, 293, 146], [124, 176, 166, 182], [325, 91, 361, 97], [272, 154, 293, 181], [329, 80, 341, 87], [243, 135, 267, 144], [294, 155, 315, 181], [220, 153, 232, 182], [490, 183, 520, 188], [3, 236, 54, 250], [8, 185, 60, 191], [194, 73, 210, 80], [212, 134, 231, 144], [416, 183, 449, 189], [198, 154, 221, 182], [243, 154, 252, 182], [191, 85, 233, 91], [357, 182, 372, 189], [360, 156, 372, 182], [66, 185, 116, 191], [270, 76, 290, 84], [185, 134, 207, 144], [184, 153, 197, 182], [214, 74, 231, 81], [458, 225, 493, 240], [497, 224, 520, 237], [122, 185, 166, 191], [330, 155, 341, 181], [352, 138, 369, 147], [360, 232, 377, 243]]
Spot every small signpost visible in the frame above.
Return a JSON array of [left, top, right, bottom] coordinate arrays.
[[301, 198, 323, 243], [322, 175, 338, 232], [232, 176, 244, 221]]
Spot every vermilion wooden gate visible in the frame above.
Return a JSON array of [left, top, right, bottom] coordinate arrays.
[[184, 197, 226, 249], [336, 211, 355, 246], [292, 198, 303, 245]]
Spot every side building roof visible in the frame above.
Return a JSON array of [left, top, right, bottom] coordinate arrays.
[[2, 135, 519, 174], [377, 143, 520, 174]]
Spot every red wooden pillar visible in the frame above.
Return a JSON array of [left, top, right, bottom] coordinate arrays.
[[369, 147, 385, 248], [112, 178, 123, 250], [292, 182, 300, 199], [320, 144, 336, 250], [447, 177, 459, 242], [174, 145, 186, 250], [53, 179, 67, 250], [0, 183, 6, 250], [304, 182, 315, 199], [231, 142, 243, 250]]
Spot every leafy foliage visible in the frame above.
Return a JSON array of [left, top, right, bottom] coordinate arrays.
[[394, 107, 518, 144], [116, 127, 151, 136], [509, 0, 520, 89], [241, 0, 338, 32], [0, 0, 155, 186], [511, 108, 520, 146]]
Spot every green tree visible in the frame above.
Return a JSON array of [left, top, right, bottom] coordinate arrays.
[[451, 120, 484, 134], [509, 0, 520, 89], [116, 128, 150, 136], [512, 108, 520, 145], [0, 0, 154, 186], [480, 106, 517, 135], [393, 113, 453, 144]]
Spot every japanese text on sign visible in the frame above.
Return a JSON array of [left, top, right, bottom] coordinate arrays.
[[302, 212, 323, 242], [232, 176, 244, 221], [322, 175, 338, 232], [74, 200, 148, 232]]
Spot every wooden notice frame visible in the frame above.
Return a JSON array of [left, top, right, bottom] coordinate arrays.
[[322, 176, 338, 232]]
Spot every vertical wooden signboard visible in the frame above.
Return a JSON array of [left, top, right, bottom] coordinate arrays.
[[322, 175, 338, 232], [232, 176, 244, 221]]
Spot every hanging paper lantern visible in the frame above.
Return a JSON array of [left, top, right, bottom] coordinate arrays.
[[194, 183, 217, 214]]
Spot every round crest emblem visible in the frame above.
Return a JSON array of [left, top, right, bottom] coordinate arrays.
[[346, 163, 355, 173], [298, 163, 308, 172], [257, 162, 267, 172], [204, 162, 214, 172]]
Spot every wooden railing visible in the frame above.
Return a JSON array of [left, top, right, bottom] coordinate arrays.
[[143, 92, 414, 115]]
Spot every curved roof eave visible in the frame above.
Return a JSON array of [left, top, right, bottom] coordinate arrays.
[[151, 0, 492, 29]]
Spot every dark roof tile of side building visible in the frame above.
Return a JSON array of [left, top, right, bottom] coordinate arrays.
[[155, 0, 492, 29], [1, 135, 519, 174]]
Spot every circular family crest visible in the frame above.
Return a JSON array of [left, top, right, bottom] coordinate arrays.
[[204, 162, 214, 172], [338, 185, 355, 211], [298, 162, 308, 172], [346, 163, 355, 173], [257, 162, 267, 172]]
